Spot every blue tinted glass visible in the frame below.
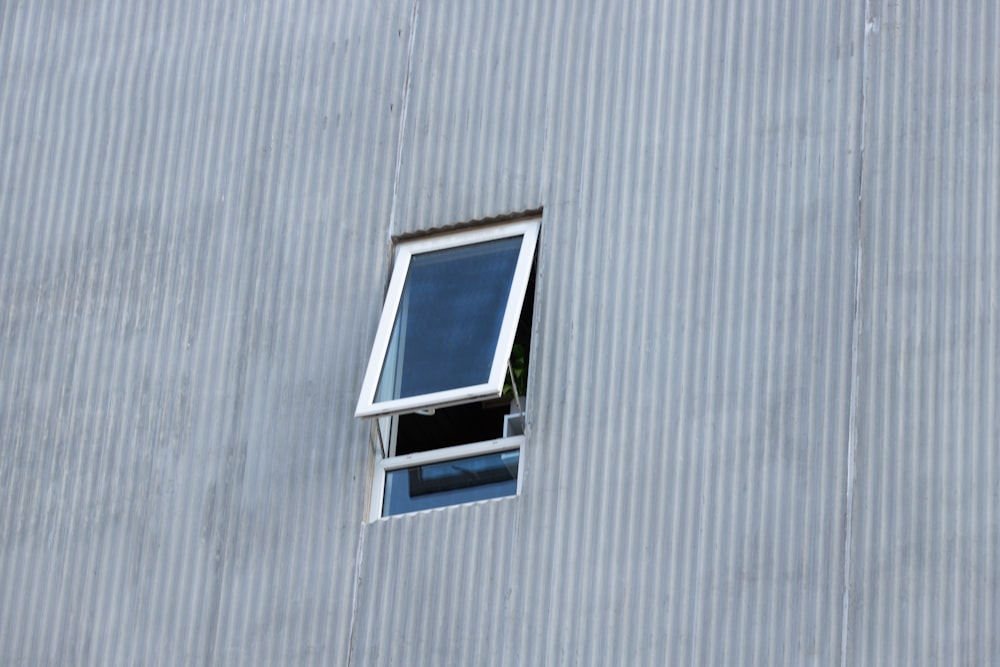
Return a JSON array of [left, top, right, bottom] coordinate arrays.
[[383, 449, 519, 516], [377, 236, 522, 401]]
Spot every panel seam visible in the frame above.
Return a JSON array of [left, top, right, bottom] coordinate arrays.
[[840, 2, 875, 665], [347, 2, 420, 664], [345, 522, 368, 666], [387, 0, 420, 246]]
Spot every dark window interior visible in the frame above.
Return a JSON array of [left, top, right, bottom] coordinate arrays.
[[394, 265, 535, 456]]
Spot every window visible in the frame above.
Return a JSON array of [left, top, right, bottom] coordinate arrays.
[[357, 218, 539, 519]]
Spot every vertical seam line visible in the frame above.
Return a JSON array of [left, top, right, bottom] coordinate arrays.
[[347, 3, 419, 664], [387, 0, 420, 246], [841, 2, 874, 665]]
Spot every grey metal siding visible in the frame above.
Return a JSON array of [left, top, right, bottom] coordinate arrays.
[[849, 1, 1000, 664], [1, 0, 998, 665], [1, 1, 411, 664], [353, 0, 862, 665], [391, 1, 550, 235]]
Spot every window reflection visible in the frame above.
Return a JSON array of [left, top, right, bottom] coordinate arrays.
[[383, 449, 519, 516]]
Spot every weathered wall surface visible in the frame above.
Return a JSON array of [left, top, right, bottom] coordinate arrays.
[[354, 1, 861, 665], [849, 2, 1000, 664], [1, 1, 998, 665], [1, 1, 411, 663]]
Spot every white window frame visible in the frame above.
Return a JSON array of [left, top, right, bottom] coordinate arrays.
[[368, 435, 524, 521], [355, 219, 540, 419]]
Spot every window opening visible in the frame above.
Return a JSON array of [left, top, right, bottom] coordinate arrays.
[[381, 447, 521, 516], [358, 218, 539, 519], [393, 267, 533, 456]]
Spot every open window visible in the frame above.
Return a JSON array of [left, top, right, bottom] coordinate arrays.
[[357, 218, 539, 519]]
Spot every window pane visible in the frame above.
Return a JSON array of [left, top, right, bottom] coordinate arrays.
[[382, 449, 519, 516], [376, 236, 522, 402]]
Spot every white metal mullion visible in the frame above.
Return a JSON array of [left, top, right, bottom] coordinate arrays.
[[380, 435, 524, 471]]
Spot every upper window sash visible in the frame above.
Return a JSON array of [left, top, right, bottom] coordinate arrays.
[[355, 219, 540, 419]]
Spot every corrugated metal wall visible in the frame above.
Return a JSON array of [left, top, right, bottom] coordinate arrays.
[[2, 0, 998, 665], [850, 1, 1000, 664], [353, 0, 863, 664], [1, 1, 411, 664]]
